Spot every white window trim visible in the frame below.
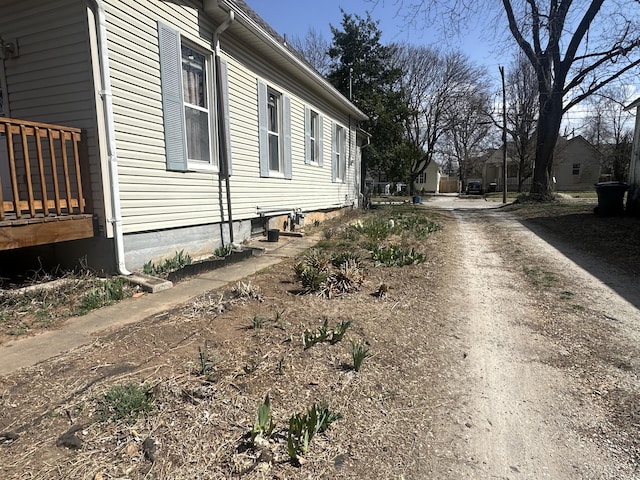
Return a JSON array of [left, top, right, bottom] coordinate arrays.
[[181, 42, 217, 172], [334, 123, 347, 183], [305, 107, 324, 166], [158, 22, 221, 173], [258, 79, 291, 179], [267, 88, 283, 174]]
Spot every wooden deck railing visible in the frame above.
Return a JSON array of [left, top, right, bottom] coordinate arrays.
[[0, 117, 88, 221]]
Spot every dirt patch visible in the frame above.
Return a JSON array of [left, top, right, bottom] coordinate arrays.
[[0, 207, 459, 479]]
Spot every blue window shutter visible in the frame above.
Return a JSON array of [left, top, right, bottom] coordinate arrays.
[[283, 94, 292, 179], [318, 115, 324, 167], [257, 80, 269, 177], [331, 122, 337, 182], [219, 58, 232, 175], [304, 106, 311, 164], [158, 22, 187, 172]]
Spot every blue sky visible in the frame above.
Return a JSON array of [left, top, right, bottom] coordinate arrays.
[[244, 0, 511, 73]]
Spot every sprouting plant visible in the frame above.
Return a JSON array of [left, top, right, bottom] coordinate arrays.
[[76, 277, 128, 315], [251, 314, 267, 330], [303, 319, 352, 348], [214, 244, 233, 258], [351, 340, 371, 372], [329, 320, 352, 345], [287, 403, 341, 460], [233, 281, 262, 301], [96, 383, 154, 423], [196, 341, 215, 375], [143, 250, 192, 276], [251, 395, 275, 442], [370, 244, 426, 267]]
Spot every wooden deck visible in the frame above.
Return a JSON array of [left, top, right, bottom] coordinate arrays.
[[0, 117, 94, 250]]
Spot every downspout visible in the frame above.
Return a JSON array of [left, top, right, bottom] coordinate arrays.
[[214, 11, 235, 243], [91, 0, 130, 274]]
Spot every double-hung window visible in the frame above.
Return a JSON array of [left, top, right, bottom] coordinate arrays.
[[332, 123, 346, 182], [258, 80, 291, 178], [182, 45, 212, 165], [305, 107, 323, 165], [158, 22, 230, 172], [572, 163, 580, 175], [267, 89, 281, 171]]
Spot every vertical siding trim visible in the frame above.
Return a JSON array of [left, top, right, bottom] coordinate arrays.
[[283, 94, 292, 180], [158, 21, 187, 172], [257, 79, 269, 177]]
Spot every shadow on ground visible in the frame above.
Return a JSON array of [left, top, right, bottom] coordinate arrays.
[[516, 207, 640, 309]]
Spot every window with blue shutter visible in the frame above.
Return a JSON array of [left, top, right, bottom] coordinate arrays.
[[257, 80, 292, 178], [305, 107, 323, 166], [158, 22, 221, 172]]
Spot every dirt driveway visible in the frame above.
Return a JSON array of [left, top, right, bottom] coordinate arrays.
[[1, 199, 639, 479], [428, 197, 640, 478]]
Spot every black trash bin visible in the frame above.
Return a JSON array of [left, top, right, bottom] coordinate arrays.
[[594, 181, 628, 216]]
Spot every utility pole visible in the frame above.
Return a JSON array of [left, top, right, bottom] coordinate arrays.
[[500, 65, 507, 204]]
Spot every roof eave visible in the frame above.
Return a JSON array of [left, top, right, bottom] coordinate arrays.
[[204, 0, 368, 122]]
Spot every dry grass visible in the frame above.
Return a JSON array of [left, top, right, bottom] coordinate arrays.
[[505, 198, 640, 278], [0, 206, 455, 479]]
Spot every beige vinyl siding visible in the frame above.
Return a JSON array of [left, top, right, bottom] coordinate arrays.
[[0, 0, 108, 234], [102, 0, 361, 233], [223, 49, 360, 219], [103, 0, 225, 233]]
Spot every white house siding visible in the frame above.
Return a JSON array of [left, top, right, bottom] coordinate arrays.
[[0, 0, 108, 234], [222, 40, 360, 221], [101, 0, 228, 234], [100, 0, 361, 267]]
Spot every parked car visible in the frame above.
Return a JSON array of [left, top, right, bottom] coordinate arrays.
[[466, 180, 484, 195]]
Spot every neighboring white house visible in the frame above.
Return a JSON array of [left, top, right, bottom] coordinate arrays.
[[625, 97, 640, 215], [0, 0, 367, 272], [413, 160, 441, 194]]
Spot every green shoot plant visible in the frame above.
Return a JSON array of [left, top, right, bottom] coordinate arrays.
[[96, 382, 154, 423], [251, 395, 275, 441], [287, 403, 341, 460], [196, 341, 214, 375], [143, 250, 192, 276], [351, 341, 371, 372], [329, 320, 352, 345]]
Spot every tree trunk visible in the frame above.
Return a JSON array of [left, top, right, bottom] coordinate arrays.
[[530, 91, 564, 196]]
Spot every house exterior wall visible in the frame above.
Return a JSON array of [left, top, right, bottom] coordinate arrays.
[[99, 0, 361, 269], [553, 138, 601, 191], [413, 160, 440, 193], [0, 0, 109, 235]]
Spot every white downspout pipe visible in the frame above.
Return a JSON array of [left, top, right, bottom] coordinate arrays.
[[91, 0, 130, 275]]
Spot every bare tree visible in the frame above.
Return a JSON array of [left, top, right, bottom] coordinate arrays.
[[445, 88, 493, 184], [505, 53, 538, 192], [370, 0, 640, 197], [289, 28, 331, 76], [583, 87, 635, 181], [392, 45, 488, 192]]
